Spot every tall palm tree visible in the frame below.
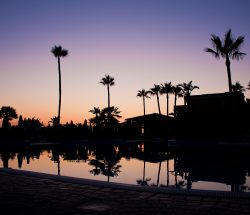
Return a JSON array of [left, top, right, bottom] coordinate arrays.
[[51, 45, 68, 125], [100, 75, 115, 109], [205, 29, 246, 92], [232, 81, 245, 93], [137, 89, 150, 116], [160, 82, 173, 116], [180, 81, 199, 105], [150, 84, 161, 114], [172, 85, 183, 117]]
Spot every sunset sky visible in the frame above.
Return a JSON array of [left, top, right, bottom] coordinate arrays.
[[0, 0, 250, 126]]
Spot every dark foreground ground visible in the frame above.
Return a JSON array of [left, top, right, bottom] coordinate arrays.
[[1, 168, 250, 215]]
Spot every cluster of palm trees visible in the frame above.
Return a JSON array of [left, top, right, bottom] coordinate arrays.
[[88, 74, 121, 129], [50, 29, 246, 125], [137, 81, 199, 117]]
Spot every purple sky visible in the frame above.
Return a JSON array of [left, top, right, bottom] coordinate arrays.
[[0, 0, 250, 125]]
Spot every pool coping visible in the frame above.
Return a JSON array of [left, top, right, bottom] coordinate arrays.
[[1, 168, 250, 199]]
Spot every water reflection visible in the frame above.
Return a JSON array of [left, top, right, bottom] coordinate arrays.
[[1, 141, 250, 192]]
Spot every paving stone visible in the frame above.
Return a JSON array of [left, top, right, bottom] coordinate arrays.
[[1, 169, 250, 215]]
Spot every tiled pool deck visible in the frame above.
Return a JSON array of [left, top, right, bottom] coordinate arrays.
[[1, 168, 250, 214]]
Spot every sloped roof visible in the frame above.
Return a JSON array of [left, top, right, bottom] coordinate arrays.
[[125, 113, 173, 122]]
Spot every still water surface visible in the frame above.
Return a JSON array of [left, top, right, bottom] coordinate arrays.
[[1, 141, 250, 192]]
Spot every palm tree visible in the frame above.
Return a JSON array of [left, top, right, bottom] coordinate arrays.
[[137, 89, 150, 116], [205, 29, 246, 92], [172, 85, 183, 117], [232, 81, 245, 93], [160, 82, 173, 116], [100, 75, 115, 109], [247, 82, 250, 90], [51, 45, 68, 125], [0, 106, 18, 128], [89, 107, 101, 118], [180, 81, 199, 105], [150, 84, 161, 114]]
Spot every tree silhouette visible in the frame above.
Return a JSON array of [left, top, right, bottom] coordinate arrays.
[[160, 82, 173, 116], [232, 82, 245, 93], [89, 107, 101, 118], [247, 82, 250, 90], [89, 106, 121, 136], [172, 85, 183, 117], [0, 106, 18, 128], [180, 81, 199, 105], [100, 75, 115, 109], [51, 45, 68, 125], [150, 84, 162, 114], [137, 89, 150, 116], [205, 29, 246, 92]]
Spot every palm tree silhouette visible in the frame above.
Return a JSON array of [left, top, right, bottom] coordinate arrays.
[[160, 82, 173, 116], [180, 81, 199, 105], [172, 85, 183, 117], [89, 107, 101, 118], [51, 45, 68, 125], [0, 106, 18, 128], [205, 29, 246, 93], [137, 89, 150, 116], [100, 75, 115, 109], [150, 84, 162, 114], [232, 81, 245, 93], [247, 82, 250, 90]]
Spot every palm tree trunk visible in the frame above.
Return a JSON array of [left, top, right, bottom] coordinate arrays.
[[107, 85, 110, 109], [174, 94, 177, 117], [226, 57, 232, 93], [57, 56, 61, 125], [157, 93, 161, 114], [57, 157, 60, 176], [166, 158, 169, 187], [143, 96, 146, 116], [143, 160, 146, 182], [157, 161, 162, 186], [166, 93, 169, 116]]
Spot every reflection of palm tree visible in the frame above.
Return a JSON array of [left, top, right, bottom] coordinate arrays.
[[137, 159, 151, 186], [150, 84, 161, 114], [89, 145, 121, 182], [172, 85, 183, 117], [205, 29, 245, 93], [160, 82, 173, 116], [232, 82, 245, 93], [137, 89, 150, 116], [180, 81, 199, 105], [50, 149, 61, 176], [156, 161, 162, 186], [89, 159, 104, 176], [100, 75, 115, 109], [51, 45, 68, 125], [166, 159, 170, 187]]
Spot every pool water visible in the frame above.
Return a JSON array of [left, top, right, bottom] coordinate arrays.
[[1, 141, 250, 192]]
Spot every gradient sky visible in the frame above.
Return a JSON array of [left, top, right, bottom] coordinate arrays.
[[1, 0, 250, 125]]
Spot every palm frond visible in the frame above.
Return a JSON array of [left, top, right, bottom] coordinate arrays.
[[211, 34, 222, 52], [232, 36, 245, 50], [224, 29, 233, 51], [232, 51, 246, 60], [205, 48, 220, 58]]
